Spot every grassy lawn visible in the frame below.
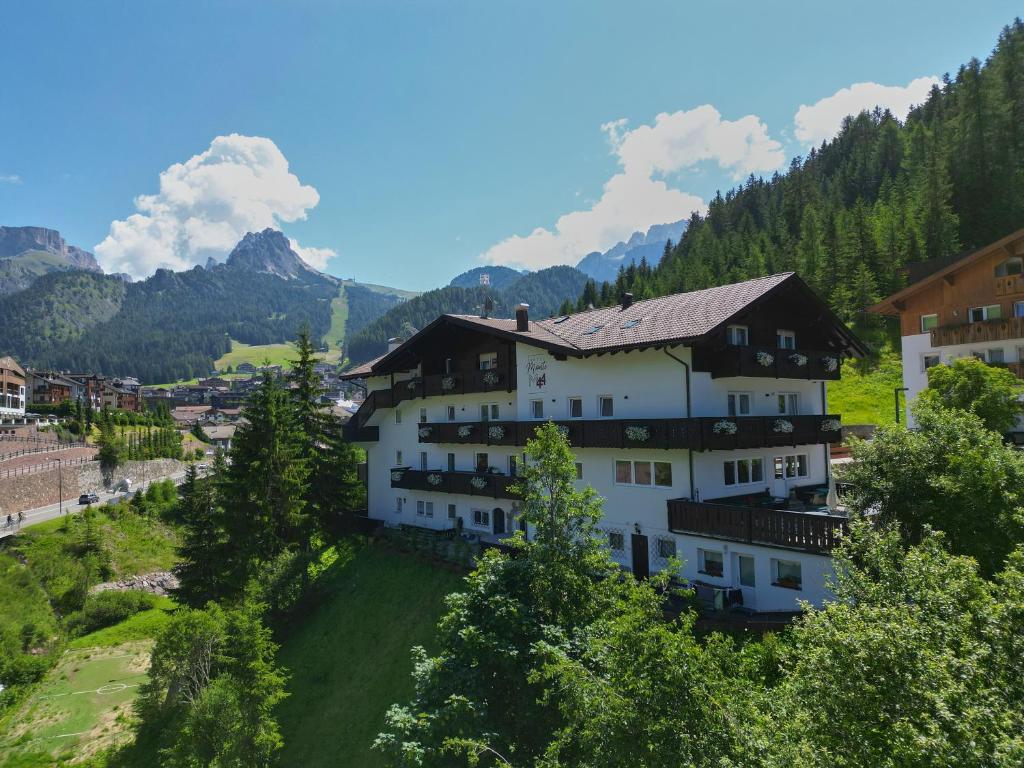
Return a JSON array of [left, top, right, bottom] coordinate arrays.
[[828, 350, 904, 427], [324, 284, 349, 355], [215, 340, 298, 370], [275, 541, 463, 768]]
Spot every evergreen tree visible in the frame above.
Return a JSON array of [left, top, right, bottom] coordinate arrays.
[[174, 462, 228, 607]]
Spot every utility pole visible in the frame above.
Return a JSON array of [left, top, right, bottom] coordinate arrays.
[[56, 457, 63, 518], [894, 387, 909, 425]]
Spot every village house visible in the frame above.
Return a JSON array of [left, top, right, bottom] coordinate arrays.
[[171, 405, 214, 426], [0, 356, 27, 422], [26, 370, 81, 406], [870, 228, 1024, 442], [341, 273, 864, 612]]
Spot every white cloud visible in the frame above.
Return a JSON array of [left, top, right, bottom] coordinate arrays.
[[289, 239, 336, 270], [794, 76, 940, 146], [0, 174, 21, 184], [479, 106, 784, 271], [95, 134, 330, 278]]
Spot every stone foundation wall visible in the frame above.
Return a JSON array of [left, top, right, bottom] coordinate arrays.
[[0, 458, 186, 515]]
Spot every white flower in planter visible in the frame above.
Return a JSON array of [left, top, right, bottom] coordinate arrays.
[[418, 426, 432, 439], [482, 370, 499, 386], [789, 353, 808, 367], [713, 420, 738, 435], [625, 425, 650, 442], [469, 476, 488, 490], [406, 378, 420, 390], [427, 473, 443, 486], [823, 356, 839, 372], [773, 418, 795, 434], [820, 418, 841, 432], [557, 425, 570, 439], [441, 375, 456, 390], [755, 351, 774, 367], [488, 425, 505, 440], [390, 470, 404, 482], [457, 424, 474, 438]]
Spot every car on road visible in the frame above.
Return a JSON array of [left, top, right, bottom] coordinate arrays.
[[78, 493, 100, 505]]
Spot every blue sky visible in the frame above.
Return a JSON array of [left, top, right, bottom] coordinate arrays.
[[1, 1, 1020, 289]]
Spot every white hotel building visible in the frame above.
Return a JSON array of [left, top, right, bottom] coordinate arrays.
[[342, 273, 865, 612]]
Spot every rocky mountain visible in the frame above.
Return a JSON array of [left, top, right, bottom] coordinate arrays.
[[0, 225, 103, 294], [574, 219, 687, 284], [448, 265, 525, 290], [224, 228, 330, 281]]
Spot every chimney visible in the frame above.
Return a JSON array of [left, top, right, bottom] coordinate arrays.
[[387, 337, 403, 353], [621, 292, 634, 310], [515, 303, 530, 332]]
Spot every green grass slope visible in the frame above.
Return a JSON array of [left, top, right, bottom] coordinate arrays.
[[828, 350, 904, 427], [276, 542, 462, 768]]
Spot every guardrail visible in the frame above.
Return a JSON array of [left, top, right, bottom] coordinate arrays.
[[0, 456, 92, 480]]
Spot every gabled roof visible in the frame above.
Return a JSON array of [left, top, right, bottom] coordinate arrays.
[[870, 227, 1024, 315], [0, 356, 25, 378]]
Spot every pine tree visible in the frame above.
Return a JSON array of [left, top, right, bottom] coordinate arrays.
[[175, 462, 229, 606]]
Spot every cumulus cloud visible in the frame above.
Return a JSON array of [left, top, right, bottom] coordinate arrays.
[[480, 106, 784, 271], [95, 134, 332, 278], [0, 174, 21, 184], [794, 76, 940, 146], [289, 239, 336, 271]]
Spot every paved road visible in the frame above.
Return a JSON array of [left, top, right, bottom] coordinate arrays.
[[0, 469, 192, 539]]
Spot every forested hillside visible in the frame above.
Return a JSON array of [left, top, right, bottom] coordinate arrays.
[[576, 20, 1024, 325], [346, 265, 590, 363]]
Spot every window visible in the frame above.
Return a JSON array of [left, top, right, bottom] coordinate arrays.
[[419, 451, 428, 470], [447, 453, 455, 472], [531, 399, 544, 419], [448, 503, 457, 519], [657, 538, 677, 559], [773, 559, 802, 589], [575, 462, 583, 480], [415, 500, 433, 518], [969, 304, 1002, 322], [972, 350, 987, 361], [608, 531, 625, 551], [480, 403, 499, 421], [728, 392, 752, 416], [1015, 301, 1024, 318], [996, 256, 1023, 276], [444, 357, 453, 374], [699, 549, 724, 577], [509, 455, 518, 476], [396, 450, 403, 466], [446, 405, 456, 421], [475, 452, 489, 472], [419, 408, 427, 424], [738, 555, 756, 587], [773, 453, 809, 480], [726, 324, 749, 346], [598, 396, 614, 418], [614, 460, 672, 487], [777, 329, 796, 349], [923, 353, 941, 371], [479, 352, 498, 370], [988, 348, 1005, 364], [395, 409, 402, 424], [920, 313, 939, 332], [568, 397, 583, 418], [472, 508, 491, 527], [777, 393, 799, 415], [724, 458, 764, 486], [395, 497, 403, 514]]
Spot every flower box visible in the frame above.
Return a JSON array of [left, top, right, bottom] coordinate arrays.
[[712, 420, 738, 435], [788, 353, 808, 367], [625, 425, 650, 442], [820, 418, 841, 432], [488, 425, 505, 440], [755, 351, 774, 367], [469, 476, 488, 490], [441, 375, 456, 391], [427, 473, 442, 486], [773, 419, 794, 434], [822, 356, 838, 373], [457, 424, 474, 438], [482, 370, 499, 386], [418, 426, 432, 439]]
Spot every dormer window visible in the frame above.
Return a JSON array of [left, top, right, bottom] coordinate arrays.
[[995, 256, 1023, 277], [726, 325, 749, 346], [479, 352, 498, 371], [776, 329, 796, 350]]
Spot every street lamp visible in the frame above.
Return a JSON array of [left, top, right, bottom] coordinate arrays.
[[894, 387, 909, 425], [55, 456, 63, 518]]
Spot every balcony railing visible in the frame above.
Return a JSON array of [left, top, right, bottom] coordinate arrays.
[[667, 498, 847, 554], [413, 414, 842, 451], [930, 316, 1024, 347], [390, 468, 522, 499], [995, 274, 1024, 297], [694, 345, 842, 380]]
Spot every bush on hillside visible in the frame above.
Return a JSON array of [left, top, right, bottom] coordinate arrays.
[[65, 590, 158, 638]]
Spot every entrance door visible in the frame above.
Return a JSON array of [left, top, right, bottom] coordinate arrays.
[[631, 534, 649, 579], [493, 507, 506, 535]]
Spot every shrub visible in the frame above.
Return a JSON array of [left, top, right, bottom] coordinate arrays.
[[66, 590, 157, 637]]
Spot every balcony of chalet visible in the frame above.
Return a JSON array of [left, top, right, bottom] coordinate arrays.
[[929, 315, 1024, 348], [413, 414, 843, 451], [693, 345, 842, 380], [667, 493, 848, 555], [390, 467, 523, 500]]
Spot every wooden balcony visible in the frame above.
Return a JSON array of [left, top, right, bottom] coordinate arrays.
[[693, 345, 842, 380], [667, 498, 847, 554], [390, 468, 523, 499], [930, 316, 1024, 347], [995, 274, 1024, 297], [415, 414, 842, 451]]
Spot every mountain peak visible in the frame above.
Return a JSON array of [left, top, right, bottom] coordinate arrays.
[[225, 228, 317, 280], [0, 225, 103, 294], [574, 219, 687, 283]]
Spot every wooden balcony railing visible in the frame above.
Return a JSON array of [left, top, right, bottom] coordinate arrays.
[[694, 346, 842, 380], [995, 275, 1024, 297], [413, 414, 842, 451], [930, 316, 1024, 347], [667, 498, 848, 554], [390, 468, 523, 499]]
